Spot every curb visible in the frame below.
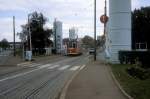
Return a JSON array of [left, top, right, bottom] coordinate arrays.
[[107, 65, 134, 99], [59, 65, 86, 99]]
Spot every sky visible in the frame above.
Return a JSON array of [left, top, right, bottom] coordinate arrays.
[[0, 0, 149, 42]]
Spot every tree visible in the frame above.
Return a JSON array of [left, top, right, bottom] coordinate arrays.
[[0, 38, 9, 49], [18, 11, 53, 55], [132, 7, 150, 49], [82, 35, 94, 48], [96, 35, 105, 47]]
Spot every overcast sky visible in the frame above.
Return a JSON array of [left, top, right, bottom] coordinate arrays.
[[0, 0, 149, 42]]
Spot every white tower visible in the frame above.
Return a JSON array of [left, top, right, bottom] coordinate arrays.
[[53, 20, 63, 54], [69, 27, 78, 40], [107, 0, 131, 63]]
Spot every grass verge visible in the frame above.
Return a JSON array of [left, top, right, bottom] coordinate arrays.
[[111, 64, 150, 99]]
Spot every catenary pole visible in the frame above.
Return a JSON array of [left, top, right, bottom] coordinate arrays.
[[13, 16, 16, 56], [94, 0, 97, 61]]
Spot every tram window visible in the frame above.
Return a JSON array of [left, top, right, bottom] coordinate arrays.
[[73, 43, 76, 48]]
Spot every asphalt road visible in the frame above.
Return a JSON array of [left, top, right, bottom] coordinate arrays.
[[0, 55, 89, 99]]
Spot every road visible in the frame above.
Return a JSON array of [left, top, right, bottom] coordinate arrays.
[[0, 55, 89, 99]]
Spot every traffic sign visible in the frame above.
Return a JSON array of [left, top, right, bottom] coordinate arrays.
[[100, 15, 108, 23]]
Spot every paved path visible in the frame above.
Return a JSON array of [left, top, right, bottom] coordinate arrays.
[[65, 61, 127, 99]]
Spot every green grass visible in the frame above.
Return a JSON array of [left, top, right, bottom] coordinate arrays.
[[111, 64, 150, 99]]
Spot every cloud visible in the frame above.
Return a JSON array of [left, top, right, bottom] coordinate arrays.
[[131, 0, 141, 10], [0, 17, 26, 41], [0, 0, 106, 41], [0, 0, 145, 41]]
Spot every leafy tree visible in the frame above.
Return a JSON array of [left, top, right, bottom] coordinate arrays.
[[0, 41, 1, 47], [0, 38, 9, 49], [96, 35, 105, 47], [82, 35, 94, 48], [18, 11, 53, 55], [132, 7, 150, 49]]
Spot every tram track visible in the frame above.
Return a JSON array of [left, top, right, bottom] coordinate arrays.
[[0, 55, 89, 99]]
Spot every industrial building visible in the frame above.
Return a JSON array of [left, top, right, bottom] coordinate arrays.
[[69, 27, 78, 40], [53, 20, 63, 54]]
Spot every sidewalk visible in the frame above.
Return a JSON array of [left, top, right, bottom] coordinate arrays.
[[64, 59, 127, 99]]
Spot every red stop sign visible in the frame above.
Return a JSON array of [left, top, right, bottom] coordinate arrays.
[[100, 15, 108, 23]]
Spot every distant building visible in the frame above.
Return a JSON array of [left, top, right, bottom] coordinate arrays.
[[9, 42, 22, 49], [69, 27, 78, 40], [53, 20, 63, 54]]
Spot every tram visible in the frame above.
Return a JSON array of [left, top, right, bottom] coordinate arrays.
[[67, 40, 82, 56]]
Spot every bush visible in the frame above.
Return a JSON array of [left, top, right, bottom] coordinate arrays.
[[126, 66, 150, 80], [119, 50, 150, 68], [32, 48, 46, 56]]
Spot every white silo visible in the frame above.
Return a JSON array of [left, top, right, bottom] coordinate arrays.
[[108, 0, 131, 63], [53, 20, 63, 54], [69, 27, 78, 40]]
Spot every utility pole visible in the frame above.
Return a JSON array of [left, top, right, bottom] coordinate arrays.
[[28, 14, 32, 52], [94, 0, 97, 61], [104, 0, 107, 37], [27, 14, 32, 61], [13, 16, 16, 56], [54, 18, 57, 54]]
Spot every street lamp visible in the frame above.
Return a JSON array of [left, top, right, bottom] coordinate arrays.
[[27, 14, 32, 61], [28, 14, 32, 52], [13, 16, 16, 56], [53, 18, 57, 54], [26, 14, 42, 60]]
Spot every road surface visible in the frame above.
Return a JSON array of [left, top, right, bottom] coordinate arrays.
[[0, 55, 89, 99]]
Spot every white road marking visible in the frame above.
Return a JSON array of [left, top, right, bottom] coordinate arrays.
[[48, 65, 60, 69], [39, 64, 52, 69], [0, 63, 52, 82], [0, 68, 39, 82], [58, 65, 70, 70], [69, 66, 80, 71], [28, 63, 41, 67], [0, 63, 86, 82], [80, 65, 86, 70], [17, 62, 31, 66], [19, 63, 41, 67]]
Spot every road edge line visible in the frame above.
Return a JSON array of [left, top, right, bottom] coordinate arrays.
[[59, 64, 86, 99], [107, 65, 134, 99]]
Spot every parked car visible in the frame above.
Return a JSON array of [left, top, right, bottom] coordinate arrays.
[[89, 48, 95, 54]]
